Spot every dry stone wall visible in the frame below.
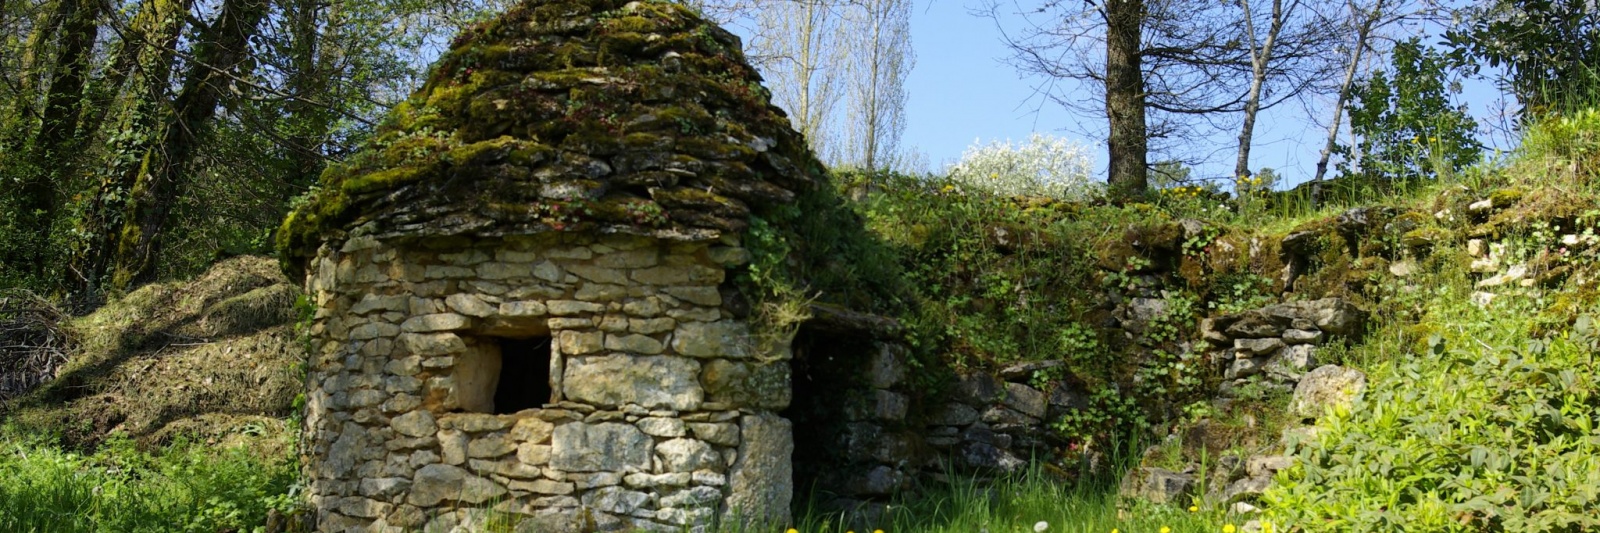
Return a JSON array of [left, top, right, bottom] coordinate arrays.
[[301, 229, 791, 532], [1202, 298, 1366, 397]]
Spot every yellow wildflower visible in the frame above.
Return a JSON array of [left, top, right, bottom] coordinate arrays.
[[1224, 525, 1237, 533], [787, 530, 799, 533], [1189, 505, 1199, 512], [1161, 527, 1172, 533], [1263, 523, 1274, 533]]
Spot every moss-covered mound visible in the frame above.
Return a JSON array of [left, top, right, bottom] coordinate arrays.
[[2, 256, 302, 449], [277, 0, 822, 273]]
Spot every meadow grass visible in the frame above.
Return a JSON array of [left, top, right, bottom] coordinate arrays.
[[0, 427, 298, 533], [792, 465, 1245, 533]]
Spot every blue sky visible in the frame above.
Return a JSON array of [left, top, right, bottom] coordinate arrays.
[[889, 0, 1516, 188]]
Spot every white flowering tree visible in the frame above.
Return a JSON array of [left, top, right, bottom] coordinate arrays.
[[946, 133, 1098, 199]]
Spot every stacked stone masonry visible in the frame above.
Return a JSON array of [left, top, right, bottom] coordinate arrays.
[[302, 230, 791, 532], [1202, 298, 1367, 395]]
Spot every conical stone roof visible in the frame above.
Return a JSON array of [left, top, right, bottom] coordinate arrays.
[[277, 0, 822, 269]]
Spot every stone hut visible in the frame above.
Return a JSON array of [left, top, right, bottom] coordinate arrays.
[[277, 0, 822, 529]]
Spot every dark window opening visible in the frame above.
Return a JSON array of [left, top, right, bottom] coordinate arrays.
[[493, 336, 553, 414]]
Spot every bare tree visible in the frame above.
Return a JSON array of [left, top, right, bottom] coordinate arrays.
[[841, 0, 914, 171], [1312, 0, 1432, 183], [750, 0, 851, 161], [984, 0, 1256, 198], [1232, 0, 1341, 181]]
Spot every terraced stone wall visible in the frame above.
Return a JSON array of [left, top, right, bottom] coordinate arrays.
[[301, 229, 791, 532]]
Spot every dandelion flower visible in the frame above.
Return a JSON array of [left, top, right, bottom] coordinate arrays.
[[1034, 521, 1049, 532], [1223, 525, 1237, 533], [1263, 523, 1274, 533], [876, 530, 885, 533], [787, 530, 799, 533], [1189, 505, 1199, 512], [1160, 528, 1171, 533]]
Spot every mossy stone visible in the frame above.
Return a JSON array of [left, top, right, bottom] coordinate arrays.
[[276, 0, 824, 275]]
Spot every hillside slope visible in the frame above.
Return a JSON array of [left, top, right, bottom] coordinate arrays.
[[2, 256, 303, 449]]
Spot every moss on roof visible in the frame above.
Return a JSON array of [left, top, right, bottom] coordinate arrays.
[[276, 0, 822, 272]]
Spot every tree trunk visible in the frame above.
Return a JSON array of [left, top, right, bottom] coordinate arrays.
[[110, 0, 268, 290], [19, 0, 99, 253], [1314, 0, 1379, 184], [67, 0, 194, 295], [1104, 0, 1148, 201], [282, 0, 329, 194], [3, 3, 67, 146], [1234, 0, 1290, 182]]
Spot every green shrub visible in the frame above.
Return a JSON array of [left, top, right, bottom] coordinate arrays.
[[1268, 282, 1600, 531]]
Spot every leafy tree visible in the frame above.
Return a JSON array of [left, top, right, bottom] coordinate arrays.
[[1340, 38, 1481, 182], [1445, 0, 1600, 114]]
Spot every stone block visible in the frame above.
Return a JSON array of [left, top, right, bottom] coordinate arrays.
[[671, 321, 751, 358], [663, 286, 721, 306], [687, 422, 739, 446], [403, 312, 470, 332], [391, 411, 437, 438], [445, 294, 496, 317], [1292, 365, 1366, 418], [399, 332, 465, 357], [655, 438, 723, 472], [350, 322, 401, 340], [1234, 337, 1285, 357], [874, 390, 909, 421], [699, 359, 789, 410], [567, 265, 628, 284], [468, 434, 517, 458], [550, 422, 653, 472], [557, 330, 604, 355], [352, 294, 408, 315], [563, 354, 702, 411], [1282, 328, 1322, 345], [595, 249, 660, 269], [510, 417, 555, 443], [724, 414, 792, 527], [548, 300, 605, 316], [408, 464, 506, 506], [637, 417, 687, 437], [605, 333, 665, 354], [575, 284, 628, 302], [581, 486, 652, 515], [927, 402, 979, 426], [439, 429, 468, 465], [1001, 382, 1048, 419], [867, 343, 906, 388], [434, 414, 508, 433]]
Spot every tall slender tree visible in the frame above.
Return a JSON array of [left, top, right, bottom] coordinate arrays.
[[841, 0, 914, 171], [1232, 0, 1340, 182], [751, 0, 851, 161]]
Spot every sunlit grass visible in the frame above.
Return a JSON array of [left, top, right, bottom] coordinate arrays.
[[0, 428, 298, 533], [791, 466, 1253, 533]]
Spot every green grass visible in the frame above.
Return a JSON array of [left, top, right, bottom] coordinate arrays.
[[0, 428, 299, 533], [794, 467, 1245, 533]]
